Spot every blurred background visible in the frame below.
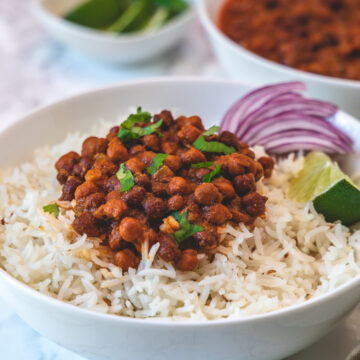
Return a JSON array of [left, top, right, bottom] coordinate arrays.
[[0, 0, 221, 133], [1, 0, 360, 359]]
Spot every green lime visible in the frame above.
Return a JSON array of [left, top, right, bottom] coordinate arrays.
[[106, 0, 156, 33], [64, 0, 127, 29], [288, 152, 360, 226]]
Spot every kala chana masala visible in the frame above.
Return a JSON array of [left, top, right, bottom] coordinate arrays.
[[219, 0, 360, 80], [53, 109, 274, 272]]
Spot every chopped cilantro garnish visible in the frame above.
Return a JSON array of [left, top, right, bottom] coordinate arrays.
[[203, 125, 220, 136], [141, 119, 163, 135], [147, 153, 168, 175], [172, 210, 204, 245], [43, 203, 60, 218], [119, 119, 163, 141], [117, 127, 140, 142], [193, 136, 235, 155], [118, 107, 153, 143], [122, 107, 152, 129], [116, 163, 135, 192], [193, 125, 235, 155], [118, 108, 163, 144], [193, 126, 235, 155], [191, 161, 215, 169], [202, 164, 221, 183], [191, 161, 221, 182]]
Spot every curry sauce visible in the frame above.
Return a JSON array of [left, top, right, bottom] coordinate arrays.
[[219, 0, 360, 80]]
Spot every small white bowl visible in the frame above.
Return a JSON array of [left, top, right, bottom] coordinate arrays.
[[1, 78, 360, 360], [33, 0, 195, 64], [197, 0, 360, 119]]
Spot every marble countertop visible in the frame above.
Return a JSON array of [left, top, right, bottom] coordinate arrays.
[[1, 1, 360, 359]]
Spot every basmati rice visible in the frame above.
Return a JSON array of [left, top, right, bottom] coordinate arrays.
[[0, 123, 360, 320]]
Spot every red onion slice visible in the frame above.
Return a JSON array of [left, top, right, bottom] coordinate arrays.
[[267, 142, 343, 154], [220, 82, 305, 134], [256, 130, 353, 153], [242, 114, 350, 144], [237, 98, 338, 138], [266, 138, 347, 154], [220, 82, 353, 155]]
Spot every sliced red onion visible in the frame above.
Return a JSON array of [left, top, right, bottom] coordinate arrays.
[[236, 98, 338, 138], [220, 82, 305, 134], [256, 131, 353, 154], [266, 138, 347, 154], [220, 82, 353, 155], [269, 92, 302, 102], [267, 142, 344, 154], [242, 113, 348, 144]]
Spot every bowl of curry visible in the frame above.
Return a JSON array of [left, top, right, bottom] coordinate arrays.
[[2, 78, 360, 360], [197, 0, 360, 118]]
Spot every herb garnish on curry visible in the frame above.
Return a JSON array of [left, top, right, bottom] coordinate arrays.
[[48, 109, 274, 272]]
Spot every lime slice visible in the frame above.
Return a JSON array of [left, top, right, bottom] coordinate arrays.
[[288, 152, 360, 226]]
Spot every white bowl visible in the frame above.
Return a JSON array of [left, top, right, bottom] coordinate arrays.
[[33, 0, 195, 64], [197, 0, 360, 119], [1, 78, 360, 360]]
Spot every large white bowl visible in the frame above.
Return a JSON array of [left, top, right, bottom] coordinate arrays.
[[1, 78, 360, 360], [197, 0, 360, 119], [33, 0, 195, 64]]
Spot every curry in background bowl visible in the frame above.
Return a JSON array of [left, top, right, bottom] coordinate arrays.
[[218, 0, 360, 80]]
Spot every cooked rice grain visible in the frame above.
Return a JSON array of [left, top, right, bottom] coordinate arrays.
[[0, 125, 359, 320]]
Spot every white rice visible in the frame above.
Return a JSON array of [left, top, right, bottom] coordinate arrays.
[[1, 123, 360, 320]]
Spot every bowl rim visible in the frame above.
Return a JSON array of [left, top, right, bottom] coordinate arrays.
[[32, 0, 195, 43], [1, 76, 360, 327], [196, 0, 360, 88]]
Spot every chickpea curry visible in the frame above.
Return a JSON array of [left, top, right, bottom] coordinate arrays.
[[219, 0, 360, 80], [52, 109, 274, 272]]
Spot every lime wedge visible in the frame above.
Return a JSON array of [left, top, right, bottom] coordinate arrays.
[[64, 0, 127, 29], [142, 8, 169, 33], [288, 152, 360, 226], [106, 0, 155, 33]]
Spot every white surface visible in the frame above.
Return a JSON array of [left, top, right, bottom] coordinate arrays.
[[197, 0, 360, 119], [0, 1, 360, 359], [33, 0, 196, 63]]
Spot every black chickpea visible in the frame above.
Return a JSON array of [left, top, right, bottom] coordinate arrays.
[[54, 109, 274, 272]]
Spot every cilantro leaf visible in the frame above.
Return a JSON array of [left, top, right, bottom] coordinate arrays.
[[43, 203, 60, 218], [136, 119, 163, 136], [171, 210, 204, 245], [147, 153, 168, 175], [193, 126, 235, 155], [202, 164, 221, 183], [191, 161, 215, 169], [203, 125, 220, 136], [117, 127, 140, 142], [118, 107, 152, 143], [172, 211, 182, 222], [191, 161, 221, 182], [193, 136, 235, 155], [118, 115, 163, 144], [121, 107, 152, 130], [116, 163, 135, 192]]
